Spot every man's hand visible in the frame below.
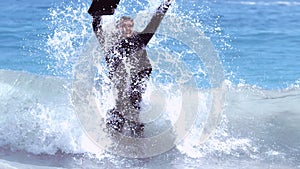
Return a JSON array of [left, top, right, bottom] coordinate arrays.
[[88, 0, 120, 16], [165, 0, 172, 5]]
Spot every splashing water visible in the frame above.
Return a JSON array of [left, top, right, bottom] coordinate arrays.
[[2, 0, 299, 168], [44, 0, 245, 158], [45, 1, 90, 76]]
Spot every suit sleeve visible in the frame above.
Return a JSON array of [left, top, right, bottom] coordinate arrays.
[[92, 15, 105, 46], [140, 1, 171, 45], [89, 0, 121, 45]]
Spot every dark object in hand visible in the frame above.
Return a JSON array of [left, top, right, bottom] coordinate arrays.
[[88, 0, 121, 16]]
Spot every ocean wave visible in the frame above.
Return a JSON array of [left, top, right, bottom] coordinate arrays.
[[0, 70, 299, 162], [179, 80, 300, 161], [226, 1, 300, 6], [0, 70, 83, 155]]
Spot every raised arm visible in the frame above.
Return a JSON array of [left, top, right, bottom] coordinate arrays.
[[88, 0, 120, 45], [92, 15, 105, 45], [140, 0, 172, 45]]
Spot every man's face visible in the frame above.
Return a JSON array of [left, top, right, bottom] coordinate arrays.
[[119, 20, 134, 38]]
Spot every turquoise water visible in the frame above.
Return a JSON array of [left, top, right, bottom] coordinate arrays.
[[0, 0, 299, 168]]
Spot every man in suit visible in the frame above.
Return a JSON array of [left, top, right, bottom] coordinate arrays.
[[89, 0, 172, 137]]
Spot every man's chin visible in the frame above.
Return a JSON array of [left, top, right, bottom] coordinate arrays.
[[121, 33, 133, 38]]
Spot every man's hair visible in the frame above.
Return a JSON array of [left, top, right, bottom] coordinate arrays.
[[116, 16, 134, 27], [119, 16, 133, 22]]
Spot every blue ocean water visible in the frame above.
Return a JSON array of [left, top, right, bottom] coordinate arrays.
[[1, 0, 299, 89], [215, 0, 300, 89], [0, 0, 300, 168]]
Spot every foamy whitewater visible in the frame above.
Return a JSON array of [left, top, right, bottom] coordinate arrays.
[[0, 0, 299, 168]]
